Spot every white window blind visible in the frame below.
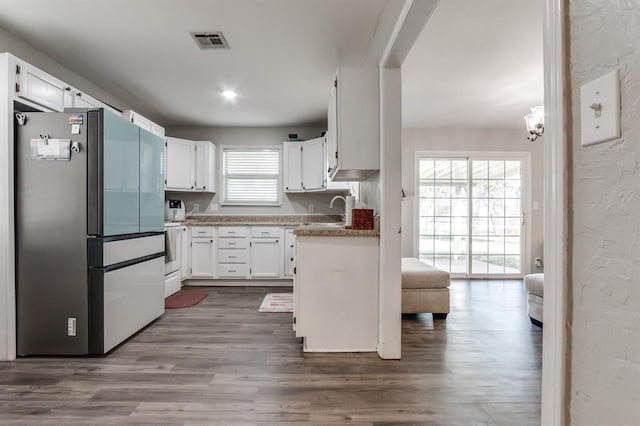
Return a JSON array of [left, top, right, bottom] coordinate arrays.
[[222, 147, 281, 205]]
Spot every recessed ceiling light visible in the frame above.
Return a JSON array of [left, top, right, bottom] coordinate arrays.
[[220, 89, 238, 101]]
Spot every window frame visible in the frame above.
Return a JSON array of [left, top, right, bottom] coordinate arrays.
[[220, 145, 283, 207]]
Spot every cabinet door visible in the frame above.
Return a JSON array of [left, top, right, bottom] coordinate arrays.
[[191, 238, 215, 278], [102, 111, 140, 236], [302, 137, 325, 191], [17, 65, 66, 111], [181, 227, 190, 280], [139, 128, 165, 232], [283, 143, 303, 192], [165, 138, 195, 190], [284, 229, 296, 277], [250, 239, 280, 278], [326, 81, 338, 177], [194, 141, 215, 192]]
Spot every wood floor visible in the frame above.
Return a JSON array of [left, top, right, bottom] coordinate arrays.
[[0, 280, 542, 425]]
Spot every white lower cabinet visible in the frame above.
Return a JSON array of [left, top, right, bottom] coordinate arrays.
[[250, 238, 281, 278], [182, 225, 301, 282], [190, 235, 215, 278]]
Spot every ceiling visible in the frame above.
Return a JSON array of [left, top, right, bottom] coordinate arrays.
[[0, 0, 388, 127], [402, 0, 544, 128], [0, 0, 542, 129]]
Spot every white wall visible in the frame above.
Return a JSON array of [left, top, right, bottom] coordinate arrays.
[[569, 2, 640, 424], [165, 126, 349, 215], [401, 128, 544, 273]]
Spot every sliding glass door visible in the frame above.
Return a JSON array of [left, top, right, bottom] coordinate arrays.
[[417, 153, 528, 277]]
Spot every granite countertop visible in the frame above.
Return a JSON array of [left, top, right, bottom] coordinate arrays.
[[293, 223, 380, 237], [181, 214, 344, 227]]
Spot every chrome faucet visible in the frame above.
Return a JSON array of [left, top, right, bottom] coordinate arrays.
[[329, 195, 346, 209]]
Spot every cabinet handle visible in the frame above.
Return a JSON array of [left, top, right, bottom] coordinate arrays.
[[290, 257, 294, 261], [229, 270, 236, 273], [290, 245, 294, 248], [210, 240, 213, 243], [276, 240, 279, 243], [228, 242, 236, 245], [229, 256, 236, 259]]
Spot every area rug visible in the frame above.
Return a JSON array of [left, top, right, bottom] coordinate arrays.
[[165, 289, 208, 309], [259, 293, 294, 313]]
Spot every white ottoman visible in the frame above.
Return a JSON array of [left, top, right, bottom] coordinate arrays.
[[524, 273, 544, 327], [401, 258, 450, 319]]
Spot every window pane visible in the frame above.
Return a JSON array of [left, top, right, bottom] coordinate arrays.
[[472, 181, 489, 198], [488, 256, 505, 274], [419, 236, 435, 255], [452, 217, 468, 235], [419, 199, 435, 216], [420, 160, 435, 179], [489, 161, 505, 179], [450, 180, 469, 198], [505, 218, 521, 236], [473, 161, 488, 179], [472, 198, 489, 217], [505, 179, 521, 198], [419, 216, 435, 235], [472, 236, 488, 254], [505, 199, 520, 217], [472, 256, 488, 274], [435, 160, 451, 179], [489, 180, 505, 198], [472, 217, 489, 235], [505, 255, 521, 273], [488, 237, 505, 255], [489, 199, 505, 217], [452, 236, 468, 254], [505, 237, 521, 254], [434, 217, 451, 235], [420, 183, 435, 198], [452, 198, 468, 217], [505, 161, 521, 179], [434, 236, 451, 254], [451, 160, 468, 179], [435, 198, 451, 216], [450, 255, 467, 274], [488, 218, 505, 236]]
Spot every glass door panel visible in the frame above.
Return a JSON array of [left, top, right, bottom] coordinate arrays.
[[418, 158, 469, 274], [139, 128, 165, 233], [418, 156, 525, 277], [103, 110, 140, 236]]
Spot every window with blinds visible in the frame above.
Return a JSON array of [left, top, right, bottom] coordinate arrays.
[[221, 147, 281, 205]]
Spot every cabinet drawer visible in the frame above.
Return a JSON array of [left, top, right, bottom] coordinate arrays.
[[218, 238, 249, 249], [218, 249, 248, 264], [191, 227, 215, 238], [251, 227, 281, 238], [218, 227, 249, 238], [217, 264, 248, 278]]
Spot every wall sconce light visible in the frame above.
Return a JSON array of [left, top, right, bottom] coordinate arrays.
[[524, 105, 544, 141]]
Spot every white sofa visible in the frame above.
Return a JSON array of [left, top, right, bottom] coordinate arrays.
[[524, 273, 544, 327], [401, 258, 450, 319]]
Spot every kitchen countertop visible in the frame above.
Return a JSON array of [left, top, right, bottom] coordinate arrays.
[[293, 223, 379, 237], [180, 214, 344, 227]]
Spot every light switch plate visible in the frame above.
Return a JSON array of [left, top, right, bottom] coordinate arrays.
[[580, 69, 621, 146]]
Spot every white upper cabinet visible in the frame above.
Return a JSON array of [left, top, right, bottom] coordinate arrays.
[[123, 110, 165, 138], [165, 137, 195, 191], [194, 141, 216, 192], [15, 63, 66, 111], [301, 137, 325, 191], [283, 138, 326, 193], [165, 137, 216, 193], [327, 66, 380, 181], [283, 143, 303, 192]]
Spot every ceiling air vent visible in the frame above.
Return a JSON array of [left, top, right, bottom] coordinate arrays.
[[190, 32, 230, 50]]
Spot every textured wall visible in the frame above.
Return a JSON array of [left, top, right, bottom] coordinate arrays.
[[401, 128, 544, 273], [570, 1, 640, 424]]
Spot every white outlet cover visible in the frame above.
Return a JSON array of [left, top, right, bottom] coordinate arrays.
[[580, 69, 621, 146]]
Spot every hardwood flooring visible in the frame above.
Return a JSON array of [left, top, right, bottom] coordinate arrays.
[[0, 280, 541, 425]]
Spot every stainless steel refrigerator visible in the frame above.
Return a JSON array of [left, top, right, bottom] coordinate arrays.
[[15, 109, 166, 355]]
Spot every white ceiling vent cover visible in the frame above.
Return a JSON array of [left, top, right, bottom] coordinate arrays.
[[190, 32, 230, 50]]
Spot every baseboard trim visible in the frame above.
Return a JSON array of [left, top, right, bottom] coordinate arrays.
[[183, 279, 292, 287]]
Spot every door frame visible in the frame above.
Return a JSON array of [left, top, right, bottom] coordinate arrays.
[[413, 150, 532, 279], [541, 0, 569, 424]]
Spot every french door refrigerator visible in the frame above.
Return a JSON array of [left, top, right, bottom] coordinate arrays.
[[15, 109, 166, 355]]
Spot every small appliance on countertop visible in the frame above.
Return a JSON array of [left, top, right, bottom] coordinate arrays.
[[165, 199, 186, 222]]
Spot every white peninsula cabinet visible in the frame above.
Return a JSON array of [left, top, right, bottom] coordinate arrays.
[[294, 233, 379, 352], [165, 137, 216, 192]]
